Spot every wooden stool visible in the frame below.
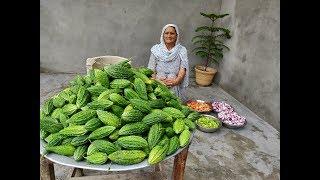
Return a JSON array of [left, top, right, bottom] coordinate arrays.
[[40, 145, 189, 180]]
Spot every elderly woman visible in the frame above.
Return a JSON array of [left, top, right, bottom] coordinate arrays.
[[148, 24, 189, 102]]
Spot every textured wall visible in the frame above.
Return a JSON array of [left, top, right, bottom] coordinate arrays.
[[40, 0, 221, 73], [40, 0, 280, 130], [216, 0, 280, 130]]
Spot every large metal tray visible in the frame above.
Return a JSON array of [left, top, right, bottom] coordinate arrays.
[[40, 132, 194, 171]]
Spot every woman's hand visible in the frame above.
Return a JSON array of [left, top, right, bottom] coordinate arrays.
[[164, 78, 178, 87], [155, 77, 165, 84], [159, 77, 166, 81], [164, 68, 186, 87]]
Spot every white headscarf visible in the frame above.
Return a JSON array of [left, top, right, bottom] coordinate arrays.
[[150, 24, 189, 89], [151, 24, 183, 62]]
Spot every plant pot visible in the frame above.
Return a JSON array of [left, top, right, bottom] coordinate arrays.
[[195, 65, 217, 86]]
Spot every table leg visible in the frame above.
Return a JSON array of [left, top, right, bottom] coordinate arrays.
[[67, 168, 84, 179], [152, 163, 167, 180], [40, 156, 55, 180], [154, 163, 162, 172], [172, 146, 189, 180]]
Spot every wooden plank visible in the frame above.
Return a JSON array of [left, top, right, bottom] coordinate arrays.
[[172, 146, 189, 180], [40, 156, 55, 180]]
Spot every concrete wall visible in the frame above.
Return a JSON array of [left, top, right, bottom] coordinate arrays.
[[40, 0, 221, 73], [40, 0, 280, 130], [216, 0, 280, 130]]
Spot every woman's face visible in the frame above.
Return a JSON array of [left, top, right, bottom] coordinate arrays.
[[163, 26, 177, 45]]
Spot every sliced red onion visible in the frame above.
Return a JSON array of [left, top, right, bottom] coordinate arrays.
[[214, 101, 246, 126], [212, 101, 234, 112]]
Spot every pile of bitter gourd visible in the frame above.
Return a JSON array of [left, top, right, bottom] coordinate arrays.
[[40, 59, 202, 165]]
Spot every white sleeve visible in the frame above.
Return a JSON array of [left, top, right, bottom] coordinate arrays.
[[147, 53, 156, 71], [179, 47, 189, 88]]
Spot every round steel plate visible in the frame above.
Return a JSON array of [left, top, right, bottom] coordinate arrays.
[[40, 132, 194, 171]]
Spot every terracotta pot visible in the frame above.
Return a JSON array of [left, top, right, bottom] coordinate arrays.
[[195, 65, 217, 86]]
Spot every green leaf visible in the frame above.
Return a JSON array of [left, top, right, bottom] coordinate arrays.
[[210, 48, 223, 56], [192, 47, 207, 53], [200, 12, 218, 20], [200, 12, 229, 20], [215, 33, 231, 39], [216, 14, 229, 18], [195, 51, 209, 58], [205, 48, 223, 59], [211, 51, 223, 59], [192, 35, 212, 42], [193, 39, 229, 51], [214, 40, 224, 44], [195, 26, 230, 34], [192, 39, 216, 47], [212, 27, 230, 34], [195, 26, 215, 33], [215, 43, 230, 51], [195, 49, 223, 65], [210, 58, 221, 65], [193, 45, 227, 59], [192, 39, 207, 45]]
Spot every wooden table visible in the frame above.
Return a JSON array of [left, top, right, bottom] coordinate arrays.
[[40, 145, 189, 180]]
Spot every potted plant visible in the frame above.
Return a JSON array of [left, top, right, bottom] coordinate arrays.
[[192, 12, 232, 86]]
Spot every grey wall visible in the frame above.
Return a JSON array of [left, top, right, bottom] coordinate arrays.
[[216, 0, 280, 130], [40, 0, 221, 73], [40, 0, 280, 130]]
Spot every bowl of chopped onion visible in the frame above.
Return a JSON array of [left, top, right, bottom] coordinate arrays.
[[217, 111, 247, 129]]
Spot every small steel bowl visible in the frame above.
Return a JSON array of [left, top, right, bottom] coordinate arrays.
[[222, 119, 247, 129], [196, 114, 222, 133]]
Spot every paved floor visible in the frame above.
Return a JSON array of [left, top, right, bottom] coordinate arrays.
[[40, 73, 280, 180]]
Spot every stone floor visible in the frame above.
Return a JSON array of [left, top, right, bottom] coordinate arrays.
[[40, 73, 280, 180]]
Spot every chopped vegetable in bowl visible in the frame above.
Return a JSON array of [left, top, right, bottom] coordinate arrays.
[[186, 100, 212, 112], [196, 116, 220, 129]]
